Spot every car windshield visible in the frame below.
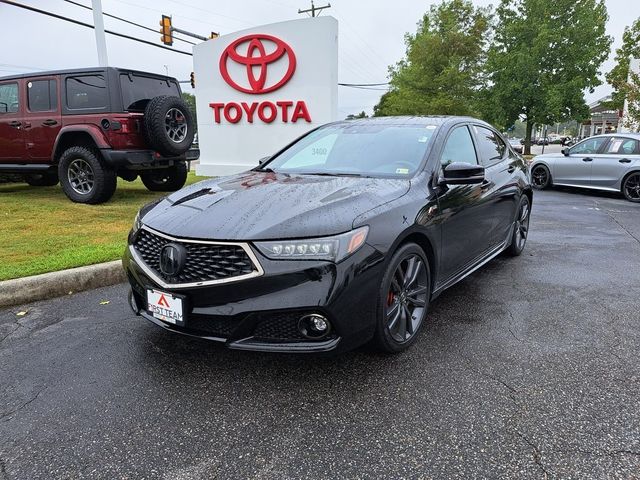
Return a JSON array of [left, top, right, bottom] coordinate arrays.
[[262, 123, 437, 177], [119, 73, 180, 111]]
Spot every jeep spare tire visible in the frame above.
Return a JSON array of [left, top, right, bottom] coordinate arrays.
[[143, 95, 195, 157]]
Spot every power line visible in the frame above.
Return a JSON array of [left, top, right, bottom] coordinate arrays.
[[63, 0, 197, 45], [339, 83, 390, 87], [0, 0, 193, 56]]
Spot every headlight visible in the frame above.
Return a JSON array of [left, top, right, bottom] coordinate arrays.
[[132, 198, 163, 234], [254, 226, 369, 263]]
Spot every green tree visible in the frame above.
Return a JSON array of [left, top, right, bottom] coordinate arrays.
[[181, 92, 197, 133], [606, 18, 640, 130], [373, 0, 492, 117], [345, 111, 368, 120], [485, 0, 611, 154]]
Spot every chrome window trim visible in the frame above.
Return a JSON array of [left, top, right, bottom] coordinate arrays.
[[130, 225, 265, 289]]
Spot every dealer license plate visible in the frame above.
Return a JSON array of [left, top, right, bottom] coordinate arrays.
[[146, 289, 184, 325]]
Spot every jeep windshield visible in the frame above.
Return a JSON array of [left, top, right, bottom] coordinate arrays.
[[119, 73, 180, 112]]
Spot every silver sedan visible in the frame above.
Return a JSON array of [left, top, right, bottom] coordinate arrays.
[[530, 133, 640, 202]]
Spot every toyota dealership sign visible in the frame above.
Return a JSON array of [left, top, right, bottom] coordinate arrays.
[[193, 17, 338, 176]]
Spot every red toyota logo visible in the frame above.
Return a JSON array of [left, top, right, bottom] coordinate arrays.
[[219, 34, 297, 94]]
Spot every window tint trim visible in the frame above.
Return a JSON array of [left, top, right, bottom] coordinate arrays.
[[26, 78, 58, 113], [472, 124, 507, 167], [439, 123, 479, 168], [0, 81, 20, 114]]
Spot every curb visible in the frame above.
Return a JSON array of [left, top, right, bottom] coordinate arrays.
[[0, 261, 126, 308]]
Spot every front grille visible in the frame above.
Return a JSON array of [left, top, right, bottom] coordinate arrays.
[[133, 227, 258, 285], [252, 312, 308, 340]]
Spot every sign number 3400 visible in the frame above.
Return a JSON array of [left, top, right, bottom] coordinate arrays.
[[312, 148, 327, 156]]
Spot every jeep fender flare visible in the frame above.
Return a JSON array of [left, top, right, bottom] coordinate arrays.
[[51, 125, 110, 162]]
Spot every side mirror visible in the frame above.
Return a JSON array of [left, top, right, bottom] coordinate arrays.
[[561, 148, 569, 156], [442, 162, 485, 185], [258, 155, 271, 166]]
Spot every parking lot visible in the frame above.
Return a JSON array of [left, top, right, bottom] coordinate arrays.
[[1, 188, 639, 479]]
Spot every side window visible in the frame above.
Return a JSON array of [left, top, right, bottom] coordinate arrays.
[[0, 82, 19, 114], [27, 80, 57, 112], [66, 75, 107, 110], [473, 126, 506, 166], [440, 126, 478, 166], [569, 137, 607, 155], [606, 137, 639, 155]]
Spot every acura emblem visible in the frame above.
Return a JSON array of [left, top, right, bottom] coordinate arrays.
[[159, 243, 187, 277]]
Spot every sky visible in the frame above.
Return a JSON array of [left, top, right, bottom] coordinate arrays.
[[1, 0, 639, 118]]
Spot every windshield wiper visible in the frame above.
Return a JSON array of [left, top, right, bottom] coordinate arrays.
[[302, 172, 368, 178]]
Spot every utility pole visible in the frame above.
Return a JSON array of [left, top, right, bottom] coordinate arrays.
[[298, 0, 331, 17], [91, 0, 108, 67]]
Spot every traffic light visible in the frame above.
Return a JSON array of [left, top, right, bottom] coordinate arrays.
[[190, 72, 195, 89], [159, 15, 173, 46]]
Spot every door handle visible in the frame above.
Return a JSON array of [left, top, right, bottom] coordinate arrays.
[[619, 158, 632, 164], [582, 157, 593, 162], [42, 119, 58, 126], [9, 120, 21, 128], [507, 165, 516, 173], [480, 179, 491, 190]]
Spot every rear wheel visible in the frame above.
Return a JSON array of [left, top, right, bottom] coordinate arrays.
[[506, 195, 531, 256], [140, 163, 188, 192], [531, 164, 551, 190], [374, 243, 431, 353], [622, 172, 640, 203], [58, 146, 117, 204], [25, 171, 58, 187]]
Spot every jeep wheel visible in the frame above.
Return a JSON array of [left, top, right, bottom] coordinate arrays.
[[143, 96, 195, 157], [58, 147, 117, 204], [25, 171, 59, 187], [140, 163, 188, 192]]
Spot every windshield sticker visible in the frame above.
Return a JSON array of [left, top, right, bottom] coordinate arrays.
[[425, 125, 437, 130], [418, 136, 429, 143], [396, 168, 409, 174]]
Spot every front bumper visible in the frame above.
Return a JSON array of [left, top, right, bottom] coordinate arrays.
[[123, 238, 385, 353]]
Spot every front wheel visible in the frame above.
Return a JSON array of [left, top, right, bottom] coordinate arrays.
[[622, 172, 640, 203], [531, 164, 551, 190], [374, 243, 431, 353], [140, 163, 188, 192], [506, 195, 531, 256]]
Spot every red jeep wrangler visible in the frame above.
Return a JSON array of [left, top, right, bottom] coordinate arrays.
[[0, 67, 198, 204]]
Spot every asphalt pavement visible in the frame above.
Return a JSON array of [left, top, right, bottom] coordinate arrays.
[[1, 187, 639, 479]]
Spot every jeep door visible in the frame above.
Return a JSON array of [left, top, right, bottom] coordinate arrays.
[[0, 80, 25, 161], [23, 76, 61, 162]]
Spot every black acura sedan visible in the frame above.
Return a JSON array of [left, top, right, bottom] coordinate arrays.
[[124, 116, 532, 354]]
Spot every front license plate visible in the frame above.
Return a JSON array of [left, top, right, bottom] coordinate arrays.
[[146, 289, 184, 325]]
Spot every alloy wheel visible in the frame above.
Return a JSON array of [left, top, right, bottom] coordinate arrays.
[[623, 173, 640, 201], [531, 166, 548, 188], [385, 255, 429, 343], [514, 198, 530, 250], [67, 158, 95, 194], [165, 108, 188, 143]]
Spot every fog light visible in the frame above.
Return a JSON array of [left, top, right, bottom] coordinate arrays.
[[298, 314, 331, 339]]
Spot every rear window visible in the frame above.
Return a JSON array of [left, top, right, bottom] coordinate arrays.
[[119, 73, 180, 111], [66, 75, 107, 110], [28, 79, 57, 112]]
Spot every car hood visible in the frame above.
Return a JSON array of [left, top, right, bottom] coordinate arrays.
[[141, 171, 411, 240]]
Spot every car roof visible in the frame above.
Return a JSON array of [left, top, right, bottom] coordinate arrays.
[[0, 66, 177, 82], [334, 115, 492, 128], [587, 133, 640, 140]]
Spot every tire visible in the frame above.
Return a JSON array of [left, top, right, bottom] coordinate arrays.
[[143, 95, 195, 157], [374, 243, 431, 353], [25, 171, 58, 187], [140, 163, 188, 192], [621, 171, 640, 203], [506, 195, 531, 256], [531, 164, 551, 190], [58, 146, 117, 204]]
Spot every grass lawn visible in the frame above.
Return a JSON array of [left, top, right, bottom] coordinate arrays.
[[0, 172, 208, 281]]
